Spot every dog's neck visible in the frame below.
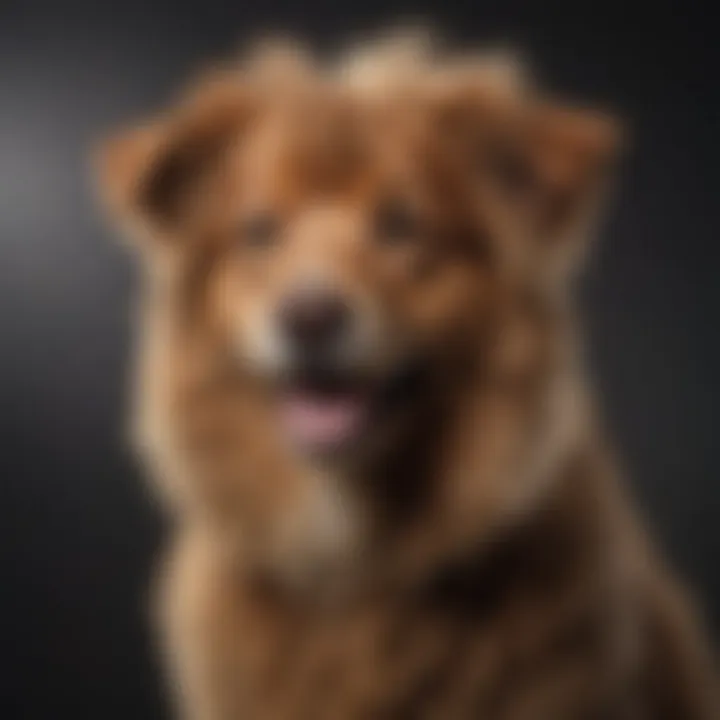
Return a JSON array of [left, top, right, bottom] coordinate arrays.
[[239, 339, 592, 602]]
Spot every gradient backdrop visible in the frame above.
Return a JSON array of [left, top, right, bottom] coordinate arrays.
[[1, 1, 717, 718]]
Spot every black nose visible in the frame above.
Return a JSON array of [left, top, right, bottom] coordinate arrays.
[[279, 290, 351, 354]]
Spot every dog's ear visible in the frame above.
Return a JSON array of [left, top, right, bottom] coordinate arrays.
[[482, 101, 622, 274], [434, 75, 622, 279], [94, 74, 254, 246]]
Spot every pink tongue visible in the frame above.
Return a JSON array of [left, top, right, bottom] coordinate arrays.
[[281, 392, 367, 448]]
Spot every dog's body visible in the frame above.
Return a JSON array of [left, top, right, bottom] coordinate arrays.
[[97, 38, 717, 718], [157, 447, 715, 720]]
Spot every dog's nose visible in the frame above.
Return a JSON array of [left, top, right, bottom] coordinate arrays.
[[279, 290, 351, 354]]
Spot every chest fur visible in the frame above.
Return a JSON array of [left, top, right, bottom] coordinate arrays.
[[165, 532, 620, 720]]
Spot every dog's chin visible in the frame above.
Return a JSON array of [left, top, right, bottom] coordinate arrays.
[[272, 361, 424, 461]]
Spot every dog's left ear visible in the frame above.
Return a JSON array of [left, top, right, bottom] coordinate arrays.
[[483, 101, 622, 276], [435, 76, 623, 279]]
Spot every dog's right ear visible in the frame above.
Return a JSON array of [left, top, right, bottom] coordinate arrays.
[[94, 74, 254, 246], [94, 120, 165, 237]]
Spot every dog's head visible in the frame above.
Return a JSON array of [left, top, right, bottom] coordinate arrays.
[[96, 39, 620, 584]]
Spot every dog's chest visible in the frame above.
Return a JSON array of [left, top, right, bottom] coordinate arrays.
[[167, 478, 614, 719], [210, 586, 518, 720]]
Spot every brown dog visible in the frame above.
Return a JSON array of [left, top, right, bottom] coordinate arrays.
[[96, 37, 717, 719]]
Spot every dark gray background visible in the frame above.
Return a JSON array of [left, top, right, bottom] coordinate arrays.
[[1, 1, 717, 718]]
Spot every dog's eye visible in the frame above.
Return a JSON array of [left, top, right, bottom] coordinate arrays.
[[238, 211, 280, 249], [374, 199, 421, 246]]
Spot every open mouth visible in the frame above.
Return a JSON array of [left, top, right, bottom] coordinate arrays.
[[278, 372, 373, 453], [277, 363, 424, 455]]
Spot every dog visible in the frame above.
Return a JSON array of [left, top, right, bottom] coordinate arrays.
[[96, 35, 717, 719]]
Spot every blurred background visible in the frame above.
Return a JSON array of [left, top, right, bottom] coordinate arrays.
[[1, 1, 717, 718]]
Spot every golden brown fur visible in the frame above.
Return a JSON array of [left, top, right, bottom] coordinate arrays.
[[96, 36, 717, 719]]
